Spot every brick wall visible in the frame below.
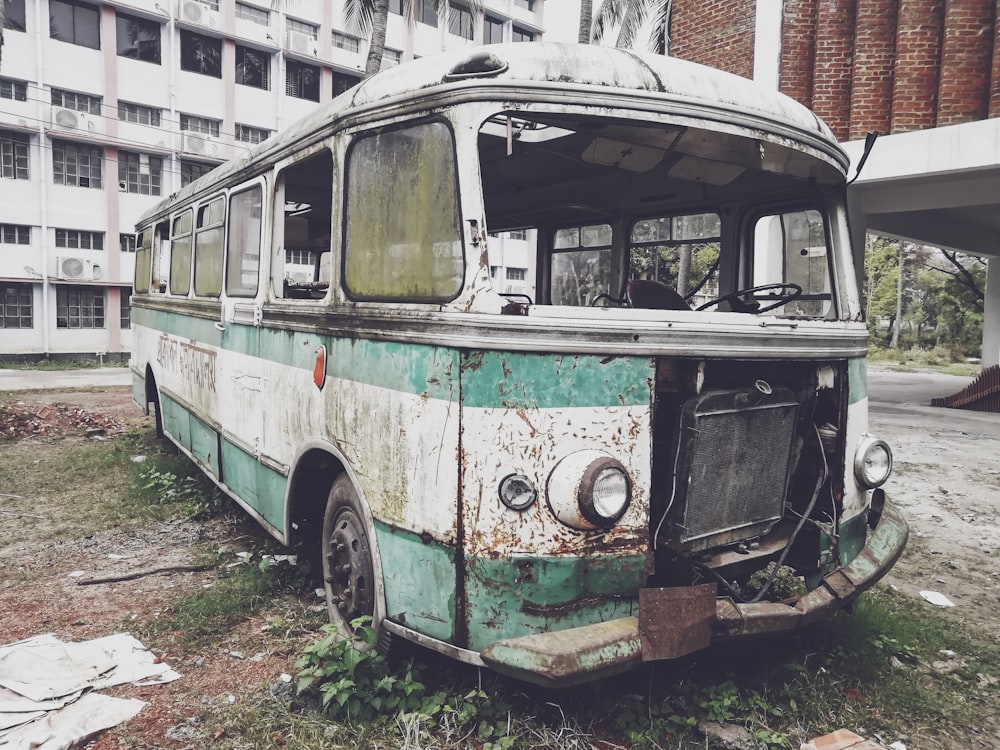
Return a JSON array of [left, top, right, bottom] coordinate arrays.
[[850, 0, 898, 138], [812, 0, 857, 139], [937, 0, 993, 125], [670, 0, 757, 80], [672, 0, 998, 138]]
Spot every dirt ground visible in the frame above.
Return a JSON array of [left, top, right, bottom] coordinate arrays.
[[1, 379, 999, 749], [0, 388, 317, 750]]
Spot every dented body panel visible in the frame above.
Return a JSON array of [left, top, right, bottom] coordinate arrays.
[[129, 42, 907, 686]]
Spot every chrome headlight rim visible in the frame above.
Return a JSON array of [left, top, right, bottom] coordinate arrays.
[[578, 457, 631, 528], [854, 435, 893, 489]]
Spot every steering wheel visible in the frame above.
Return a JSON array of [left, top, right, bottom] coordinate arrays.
[[695, 282, 803, 313]]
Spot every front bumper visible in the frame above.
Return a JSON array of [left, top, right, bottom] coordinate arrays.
[[480, 500, 908, 688]]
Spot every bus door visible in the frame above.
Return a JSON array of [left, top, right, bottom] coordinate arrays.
[[214, 180, 275, 526]]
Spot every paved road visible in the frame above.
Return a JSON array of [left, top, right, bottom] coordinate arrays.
[[0, 367, 132, 392]]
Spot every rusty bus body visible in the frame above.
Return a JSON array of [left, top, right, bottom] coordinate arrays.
[[130, 43, 907, 688]]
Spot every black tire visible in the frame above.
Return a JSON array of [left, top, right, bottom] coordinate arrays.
[[322, 475, 376, 634]]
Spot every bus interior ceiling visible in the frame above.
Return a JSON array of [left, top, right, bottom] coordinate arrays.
[[477, 114, 835, 235]]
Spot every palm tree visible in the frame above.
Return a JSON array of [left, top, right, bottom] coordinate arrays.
[[1, 0, 6, 69], [578, 0, 592, 44], [343, 0, 485, 78], [589, 0, 671, 54]]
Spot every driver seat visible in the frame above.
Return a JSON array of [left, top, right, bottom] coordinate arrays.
[[626, 279, 690, 311]]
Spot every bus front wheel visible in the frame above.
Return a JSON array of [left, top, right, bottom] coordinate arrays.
[[322, 475, 375, 634]]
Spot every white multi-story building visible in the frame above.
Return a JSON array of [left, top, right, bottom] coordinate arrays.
[[0, 0, 546, 362]]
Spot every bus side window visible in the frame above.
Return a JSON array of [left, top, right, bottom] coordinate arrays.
[[226, 185, 263, 297], [752, 208, 833, 318], [344, 121, 463, 302], [275, 149, 334, 300], [194, 197, 226, 297], [549, 224, 614, 306], [134, 229, 152, 294], [169, 210, 194, 296], [152, 221, 169, 293]]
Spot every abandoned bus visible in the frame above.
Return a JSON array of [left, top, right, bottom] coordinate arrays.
[[130, 42, 907, 688]]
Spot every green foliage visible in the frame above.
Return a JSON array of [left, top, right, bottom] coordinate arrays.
[[295, 619, 517, 745]]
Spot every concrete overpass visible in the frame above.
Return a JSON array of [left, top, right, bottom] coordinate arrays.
[[843, 118, 1000, 368]]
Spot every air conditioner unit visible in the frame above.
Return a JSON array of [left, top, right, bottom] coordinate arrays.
[[178, 0, 204, 22], [181, 132, 219, 157], [286, 30, 318, 57], [56, 256, 101, 281], [178, 0, 219, 28], [51, 107, 93, 132]]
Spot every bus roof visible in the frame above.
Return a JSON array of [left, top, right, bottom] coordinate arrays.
[[138, 42, 844, 227]]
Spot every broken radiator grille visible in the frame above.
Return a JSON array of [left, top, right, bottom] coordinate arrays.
[[670, 388, 799, 550]]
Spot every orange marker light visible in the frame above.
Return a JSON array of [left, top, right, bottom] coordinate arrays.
[[313, 345, 327, 389]]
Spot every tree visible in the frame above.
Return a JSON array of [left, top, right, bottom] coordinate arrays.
[[343, 0, 482, 79], [590, 0, 670, 53]]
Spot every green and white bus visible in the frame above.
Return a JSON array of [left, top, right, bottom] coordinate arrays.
[[130, 42, 907, 688]]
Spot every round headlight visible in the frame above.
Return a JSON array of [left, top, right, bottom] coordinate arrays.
[[546, 450, 633, 530], [581, 461, 631, 526], [854, 435, 893, 489], [498, 473, 537, 511]]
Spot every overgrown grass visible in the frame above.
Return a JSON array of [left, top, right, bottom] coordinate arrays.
[[0, 359, 128, 370], [868, 345, 982, 377], [191, 585, 1000, 750]]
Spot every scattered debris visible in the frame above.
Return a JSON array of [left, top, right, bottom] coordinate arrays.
[[800, 728, 890, 749], [0, 633, 180, 749], [77, 564, 215, 586], [0, 401, 126, 439], [919, 590, 956, 607], [698, 720, 753, 749]]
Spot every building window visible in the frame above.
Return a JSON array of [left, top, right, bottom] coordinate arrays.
[[120, 290, 131, 329], [0, 79, 27, 102], [197, 0, 220, 10], [514, 0, 534, 9], [448, 3, 474, 40], [53, 141, 103, 188], [236, 45, 270, 90], [285, 249, 316, 265], [389, 0, 402, 14], [179, 114, 221, 137], [286, 18, 318, 39], [118, 102, 161, 126], [4, 0, 26, 32], [57, 286, 105, 328], [507, 229, 527, 240], [1, 224, 30, 244], [382, 48, 402, 68], [235, 123, 271, 144], [1, 283, 32, 329], [417, 0, 439, 27], [50, 0, 100, 49], [286, 60, 319, 101], [120, 233, 137, 252], [333, 72, 362, 97], [332, 31, 359, 53], [235, 2, 269, 25], [115, 12, 161, 64], [506, 267, 527, 281], [118, 151, 162, 196], [55, 229, 104, 250], [511, 25, 535, 42], [180, 161, 213, 187], [51, 88, 101, 115], [180, 30, 222, 78], [0, 131, 29, 180], [484, 16, 504, 44]]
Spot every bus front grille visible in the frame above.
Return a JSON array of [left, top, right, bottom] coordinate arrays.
[[664, 387, 799, 552]]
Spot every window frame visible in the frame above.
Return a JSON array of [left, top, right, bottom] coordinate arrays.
[[235, 44, 270, 90], [0, 224, 30, 244], [285, 60, 320, 101], [51, 88, 102, 115], [1, 282, 33, 329], [194, 196, 227, 297], [52, 139, 103, 189], [49, 0, 100, 49], [118, 101, 161, 126], [225, 184, 264, 297], [115, 11, 161, 64], [0, 78, 27, 102], [0, 131, 29, 181], [118, 150, 162, 196], [55, 228, 104, 250], [56, 285, 105, 329], [180, 29, 222, 78]]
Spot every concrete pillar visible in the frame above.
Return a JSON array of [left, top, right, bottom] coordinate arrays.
[[983, 258, 1000, 368]]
